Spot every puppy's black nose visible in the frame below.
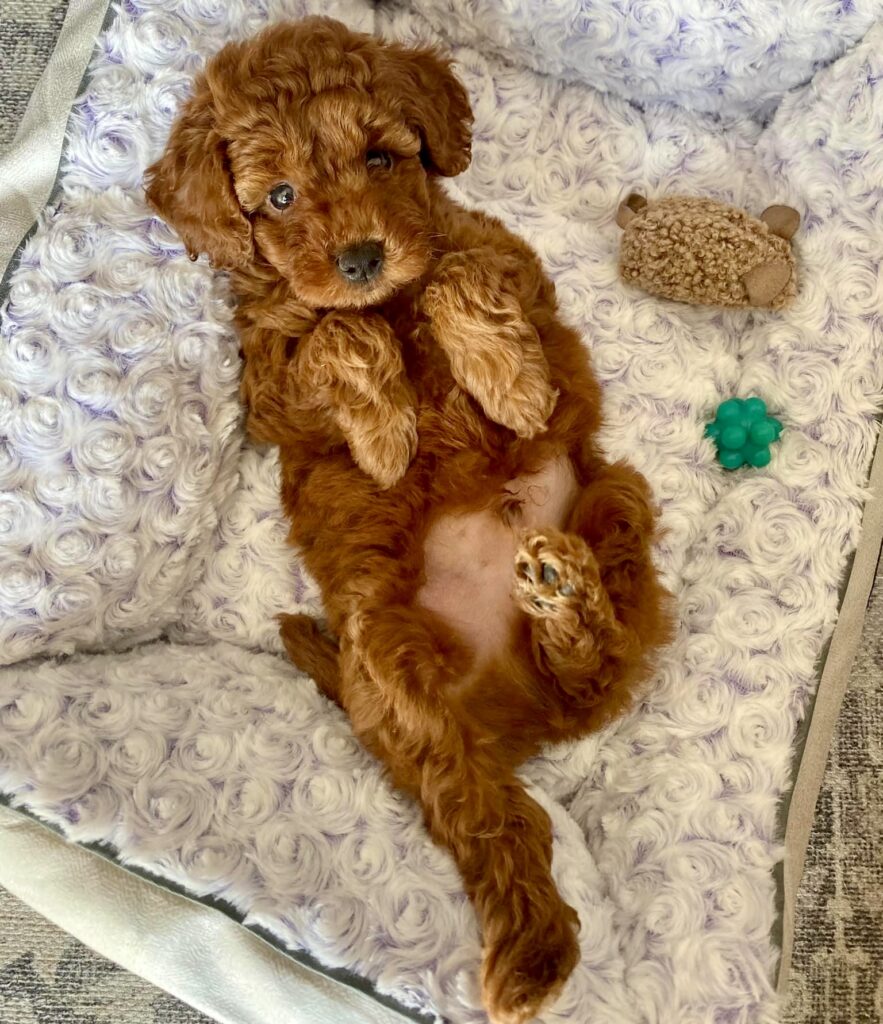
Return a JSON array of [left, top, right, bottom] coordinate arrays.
[[336, 241, 384, 284]]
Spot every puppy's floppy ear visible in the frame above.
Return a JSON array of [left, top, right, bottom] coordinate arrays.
[[144, 82, 253, 270], [382, 44, 473, 177]]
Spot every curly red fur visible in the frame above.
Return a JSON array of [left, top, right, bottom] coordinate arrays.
[[146, 18, 674, 1023]]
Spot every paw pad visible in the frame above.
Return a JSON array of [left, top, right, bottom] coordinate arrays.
[[514, 531, 594, 618], [541, 563, 558, 584]]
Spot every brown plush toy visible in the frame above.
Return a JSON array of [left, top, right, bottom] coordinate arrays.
[[616, 193, 800, 310]]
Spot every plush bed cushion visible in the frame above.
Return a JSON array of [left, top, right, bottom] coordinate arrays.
[[390, 0, 883, 117], [1, 1, 882, 1022]]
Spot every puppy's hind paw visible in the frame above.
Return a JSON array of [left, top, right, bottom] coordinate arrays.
[[481, 900, 580, 1024], [514, 528, 602, 622], [515, 528, 632, 697]]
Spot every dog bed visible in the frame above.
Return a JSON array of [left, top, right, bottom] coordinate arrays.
[[1, 1, 882, 1021]]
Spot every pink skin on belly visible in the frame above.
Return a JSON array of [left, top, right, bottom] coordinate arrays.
[[416, 456, 578, 662]]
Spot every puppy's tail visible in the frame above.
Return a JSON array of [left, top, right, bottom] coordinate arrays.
[[419, 753, 581, 1024], [278, 613, 341, 705]]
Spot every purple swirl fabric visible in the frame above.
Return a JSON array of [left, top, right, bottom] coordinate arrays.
[[0, 2, 881, 1021]]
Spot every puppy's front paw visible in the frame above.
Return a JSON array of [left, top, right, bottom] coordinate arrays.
[[300, 311, 419, 488], [482, 352, 558, 439], [424, 258, 557, 438], [422, 251, 483, 313], [344, 401, 417, 489]]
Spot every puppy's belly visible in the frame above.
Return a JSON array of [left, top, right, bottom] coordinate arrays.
[[416, 456, 578, 662]]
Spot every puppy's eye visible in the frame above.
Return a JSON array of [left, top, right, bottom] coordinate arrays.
[[269, 183, 296, 210], [366, 150, 393, 171]]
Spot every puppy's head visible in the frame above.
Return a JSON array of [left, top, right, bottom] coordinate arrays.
[[145, 18, 472, 308]]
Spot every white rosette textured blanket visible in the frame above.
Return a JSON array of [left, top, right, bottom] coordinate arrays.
[[1, 1, 882, 1022]]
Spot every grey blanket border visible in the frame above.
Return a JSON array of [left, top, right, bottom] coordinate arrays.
[[0, 792, 427, 1024], [1, 0, 881, 1016], [0, 0, 117, 299]]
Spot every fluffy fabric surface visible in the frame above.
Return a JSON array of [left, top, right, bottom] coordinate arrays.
[[0, 0, 882, 1022], [391, 0, 883, 118], [0, 187, 243, 665], [0, 640, 635, 1021]]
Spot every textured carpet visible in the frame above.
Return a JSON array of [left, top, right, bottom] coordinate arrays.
[[0, 1, 880, 1022], [0, 0, 69, 154], [0, 882, 213, 1024], [781, 551, 883, 1024]]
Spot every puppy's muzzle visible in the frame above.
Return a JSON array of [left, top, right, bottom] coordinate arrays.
[[336, 241, 384, 284]]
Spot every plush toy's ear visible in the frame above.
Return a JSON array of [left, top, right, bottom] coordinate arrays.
[[760, 205, 800, 241], [380, 44, 473, 177], [615, 193, 648, 229], [743, 261, 792, 306], [144, 82, 253, 270]]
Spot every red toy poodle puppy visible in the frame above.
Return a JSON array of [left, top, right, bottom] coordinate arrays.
[[146, 18, 673, 1023]]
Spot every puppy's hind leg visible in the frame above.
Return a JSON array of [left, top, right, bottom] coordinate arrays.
[[514, 463, 674, 719], [278, 612, 342, 706], [567, 461, 673, 651], [344, 608, 580, 1024], [514, 528, 633, 710]]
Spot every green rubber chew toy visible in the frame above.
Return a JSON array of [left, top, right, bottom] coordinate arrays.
[[705, 397, 783, 469]]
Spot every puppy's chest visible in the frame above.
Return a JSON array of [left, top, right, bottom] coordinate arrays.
[[383, 297, 454, 398]]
